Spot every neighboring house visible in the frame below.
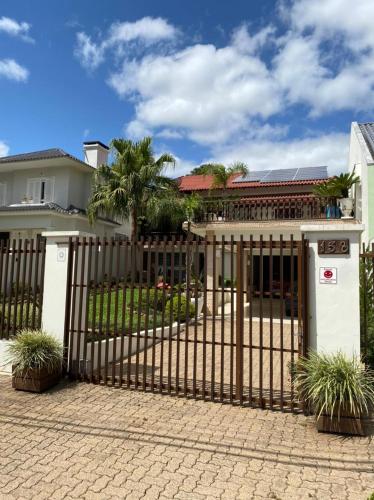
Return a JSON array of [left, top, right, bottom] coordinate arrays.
[[348, 122, 374, 245], [178, 165, 357, 303], [0, 142, 130, 240], [178, 165, 339, 241]]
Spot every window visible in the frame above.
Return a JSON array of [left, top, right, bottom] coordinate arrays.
[[26, 178, 54, 204], [0, 183, 6, 206]]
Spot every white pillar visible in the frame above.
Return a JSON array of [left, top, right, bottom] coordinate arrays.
[[301, 224, 364, 357], [41, 231, 95, 344]]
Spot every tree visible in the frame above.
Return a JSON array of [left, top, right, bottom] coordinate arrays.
[[210, 162, 248, 191], [190, 163, 223, 175], [147, 192, 203, 236], [87, 137, 175, 240]]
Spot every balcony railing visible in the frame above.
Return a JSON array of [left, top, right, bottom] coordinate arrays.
[[193, 197, 344, 223]]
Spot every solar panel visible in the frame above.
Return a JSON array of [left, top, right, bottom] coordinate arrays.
[[261, 168, 299, 182], [233, 171, 265, 183], [233, 166, 329, 184], [293, 166, 328, 181]]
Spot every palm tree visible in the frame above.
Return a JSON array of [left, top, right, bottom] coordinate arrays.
[[210, 162, 248, 191], [87, 137, 175, 240]]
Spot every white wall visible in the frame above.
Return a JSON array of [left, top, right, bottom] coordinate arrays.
[[348, 122, 373, 244], [302, 224, 363, 356]]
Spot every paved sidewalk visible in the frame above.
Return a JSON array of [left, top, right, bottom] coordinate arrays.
[[0, 375, 373, 500]]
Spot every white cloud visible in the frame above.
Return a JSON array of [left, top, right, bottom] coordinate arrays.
[[231, 24, 275, 54], [75, 17, 177, 70], [108, 17, 177, 45], [274, 0, 374, 114], [0, 59, 29, 82], [110, 42, 281, 145], [0, 16, 33, 43], [75, 33, 105, 70], [211, 133, 348, 175], [0, 141, 9, 157]]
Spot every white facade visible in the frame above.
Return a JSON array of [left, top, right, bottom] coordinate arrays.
[[348, 122, 374, 245], [0, 146, 131, 240]]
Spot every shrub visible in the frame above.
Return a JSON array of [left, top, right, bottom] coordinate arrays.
[[7, 330, 63, 376], [141, 288, 167, 312], [164, 295, 195, 324], [294, 351, 374, 420]]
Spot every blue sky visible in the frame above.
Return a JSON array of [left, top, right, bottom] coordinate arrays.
[[0, 0, 373, 175]]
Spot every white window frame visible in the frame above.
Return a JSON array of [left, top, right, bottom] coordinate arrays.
[[0, 183, 7, 206], [26, 177, 55, 204]]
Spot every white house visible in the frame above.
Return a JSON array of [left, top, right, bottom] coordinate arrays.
[[0, 141, 130, 240], [348, 122, 374, 245]]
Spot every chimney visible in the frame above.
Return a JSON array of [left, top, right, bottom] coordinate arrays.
[[83, 141, 109, 168]]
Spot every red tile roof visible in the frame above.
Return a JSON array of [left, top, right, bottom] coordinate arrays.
[[178, 174, 327, 191]]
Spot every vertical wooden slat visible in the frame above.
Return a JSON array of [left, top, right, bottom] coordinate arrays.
[[83, 237, 92, 381], [135, 237, 144, 389], [119, 240, 129, 388], [184, 237, 191, 397], [150, 237, 160, 392], [211, 235, 217, 401], [202, 238, 208, 400], [192, 238, 199, 398], [126, 240, 136, 388], [168, 236, 176, 395], [142, 237, 152, 391], [25, 238, 34, 328], [68, 237, 79, 376], [97, 237, 107, 383], [159, 236, 167, 393], [31, 237, 40, 330], [63, 237, 73, 375], [6, 239, 16, 339], [104, 239, 114, 384], [37, 238, 46, 329], [175, 237, 183, 395], [76, 237, 86, 378], [235, 236, 244, 404], [229, 235, 234, 403], [290, 235, 295, 406], [279, 235, 284, 410], [259, 235, 264, 407], [110, 238, 120, 385], [269, 235, 274, 410], [19, 239, 28, 330], [12, 239, 22, 337], [220, 235, 225, 402], [248, 235, 254, 406], [0, 240, 7, 340], [90, 237, 99, 382]]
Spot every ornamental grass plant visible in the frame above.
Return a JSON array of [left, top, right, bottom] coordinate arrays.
[[7, 329, 63, 376], [294, 351, 374, 420]]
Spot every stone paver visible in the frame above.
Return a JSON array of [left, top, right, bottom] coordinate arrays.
[[0, 375, 373, 499]]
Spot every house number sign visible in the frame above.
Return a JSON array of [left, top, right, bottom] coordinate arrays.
[[318, 239, 349, 255]]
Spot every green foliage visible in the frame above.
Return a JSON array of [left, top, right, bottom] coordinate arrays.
[[141, 288, 165, 311], [211, 162, 248, 190], [367, 492, 374, 500], [190, 163, 224, 175], [7, 330, 63, 376], [360, 250, 374, 368], [294, 351, 374, 420], [87, 136, 175, 239], [165, 295, 195, 324], [0, 303, 38, 333], [313, 170, 360, 199]]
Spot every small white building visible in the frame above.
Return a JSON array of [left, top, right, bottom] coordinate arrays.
[[0, 141, 130, 240]]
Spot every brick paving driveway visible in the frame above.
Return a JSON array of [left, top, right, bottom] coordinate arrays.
[[0, 375, 373, 500]]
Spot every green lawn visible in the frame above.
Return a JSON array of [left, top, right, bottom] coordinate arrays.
[[88, 288, 166, 336]]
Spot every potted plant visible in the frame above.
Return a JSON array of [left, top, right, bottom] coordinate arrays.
[[330, 171, 360, 218], [294, 351, 374, 436], [7, 329, 63, 393]]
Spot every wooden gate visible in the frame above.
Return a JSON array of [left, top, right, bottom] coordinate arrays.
[[65, 235, 309, 411]]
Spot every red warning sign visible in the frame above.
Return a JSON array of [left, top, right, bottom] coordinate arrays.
[[320, 267, 337, 284]]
